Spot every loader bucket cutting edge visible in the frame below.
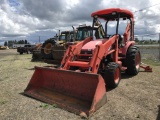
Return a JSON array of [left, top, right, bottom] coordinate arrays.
[[24, 66, 107, 116]]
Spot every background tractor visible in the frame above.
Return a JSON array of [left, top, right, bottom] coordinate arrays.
[[31, 30, 74, 61], [41, 31, 74, 60], [0, 46, 9, 50]]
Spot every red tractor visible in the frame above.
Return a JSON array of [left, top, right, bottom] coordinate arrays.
[[24, 8, 152, 117], [60, 8, 142, 88]]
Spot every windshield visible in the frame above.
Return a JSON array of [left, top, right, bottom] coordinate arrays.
[[106, 18, 129, 35], [70, 33, 74, 39], [60, 34, 66, 41], [60, 32, 75, 42], [76, 28, 91, 40], [92, 17, 131, 39]]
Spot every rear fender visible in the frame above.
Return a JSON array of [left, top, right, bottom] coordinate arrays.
[[122, 41, 135, 55]]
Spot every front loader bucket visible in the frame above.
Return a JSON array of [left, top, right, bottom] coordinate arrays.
[[24, 66, 107, 117]]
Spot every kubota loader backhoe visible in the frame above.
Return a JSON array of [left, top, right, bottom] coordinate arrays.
[[24, 8, 152, 117]]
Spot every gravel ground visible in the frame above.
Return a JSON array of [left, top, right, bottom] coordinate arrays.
[[0, 49, 160, 120]]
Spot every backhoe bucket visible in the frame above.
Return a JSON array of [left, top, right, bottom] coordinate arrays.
[[31, 50, 42, 61], [52, 46, 66, 61], [24, 66, 107, 117]]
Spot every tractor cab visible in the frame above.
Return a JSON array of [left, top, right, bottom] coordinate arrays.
[[75, 24, 106, 40], [58, 31, 75, 45], [91, 8, 134, 47], [65, 25, 92, 46], [75, 25, 92, 41]]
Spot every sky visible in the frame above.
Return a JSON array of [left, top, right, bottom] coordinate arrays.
[[0, 0, 160, 45]]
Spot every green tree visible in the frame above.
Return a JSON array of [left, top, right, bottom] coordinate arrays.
[[4, 41, 8, 46], [8, 40, 14, 47], [25, 40, 28, 44], [17, 40, 24, 44], [144, 40, 149, 44], [149, 39, 153, 44], [19, 40, 24, 44], [17, 40, 21, 44], [14, 40, 17, 44], [139, 40, 144, 44], [135, 38, 139, 43]]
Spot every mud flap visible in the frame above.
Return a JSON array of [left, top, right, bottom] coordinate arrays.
[[24, 66, 107, 117]]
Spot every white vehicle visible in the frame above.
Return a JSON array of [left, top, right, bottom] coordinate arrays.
[[12, 44, 29, 49]]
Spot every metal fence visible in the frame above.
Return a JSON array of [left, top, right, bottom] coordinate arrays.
[[135, 33, 160, 61], [137, 45, 159, 61]]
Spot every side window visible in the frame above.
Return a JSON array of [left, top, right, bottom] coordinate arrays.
[[83, 29, 89, 38], [76, 31, 83, 40]]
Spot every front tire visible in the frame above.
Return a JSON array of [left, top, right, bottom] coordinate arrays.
[[103, 62, 121, 89]]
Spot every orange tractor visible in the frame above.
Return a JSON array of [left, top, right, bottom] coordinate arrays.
[[24, 8, 152, 117]]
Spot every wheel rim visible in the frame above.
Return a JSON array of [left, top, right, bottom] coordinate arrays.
[[44, 43, 52, 54], [114, 68, 120, 84], [135, 52, 140, 70]]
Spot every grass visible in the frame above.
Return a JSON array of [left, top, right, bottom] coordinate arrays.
[[142, 59, 160, 66], [0, 100, 7, 105], [138, 46, 160, 49], [39, 103, 49, 108], [39, 103, 58, 109], [52, 104, 58, 108], [0, 49, 160, 120]]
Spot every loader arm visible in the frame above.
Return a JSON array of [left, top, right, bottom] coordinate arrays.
[[89, 35, 119, 73], [60, 37, 92, 68]]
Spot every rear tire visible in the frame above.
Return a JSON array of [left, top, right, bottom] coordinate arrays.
[[125, 46, 141, 75], [41, 38, 56, 60], [103, 62, 121, 89], [20, 52, 23, 54]]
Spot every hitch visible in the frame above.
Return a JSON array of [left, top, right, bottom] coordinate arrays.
[[140, 62, 152, 72]]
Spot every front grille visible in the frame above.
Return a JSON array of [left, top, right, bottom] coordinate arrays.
[[80, 50, 92, 54]]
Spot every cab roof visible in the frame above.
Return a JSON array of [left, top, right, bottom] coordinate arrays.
[[91, 8, 134, 20], [61, 31, 74, 34]]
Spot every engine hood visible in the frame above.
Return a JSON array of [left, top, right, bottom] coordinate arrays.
[[81, 40, 103, 50]]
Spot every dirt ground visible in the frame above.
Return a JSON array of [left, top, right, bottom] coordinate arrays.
[[0, 49, 160, 120]]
